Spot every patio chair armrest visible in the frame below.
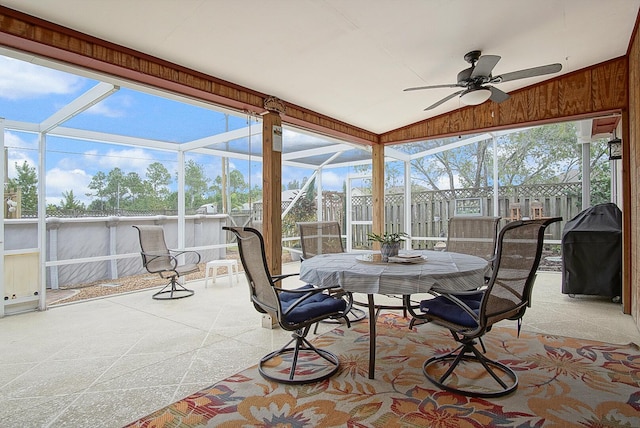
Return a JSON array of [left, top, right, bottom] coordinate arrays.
[[140, 251, 178, 272], [168, 249, 201, 264], [271, 272, 300, 283]]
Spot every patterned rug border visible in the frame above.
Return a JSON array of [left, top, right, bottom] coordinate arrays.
[[126, 313, 640, 427]]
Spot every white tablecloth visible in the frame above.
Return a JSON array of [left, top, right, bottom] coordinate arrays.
[[299, 250, 488, 295]]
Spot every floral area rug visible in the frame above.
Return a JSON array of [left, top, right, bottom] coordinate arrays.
[[125, 313, 640, 427]]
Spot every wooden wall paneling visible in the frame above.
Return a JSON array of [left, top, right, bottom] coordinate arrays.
[[558, 69, 592, 116], [526, 80, 559, 121], [592, 58, 628, 110], [498, 90, 528, 126], [448, 109, 473, 134], [473, 102, 498, 129], [412, 122, 430, 141], [178, 71, 212, 93], [430, 115, 449, 136]]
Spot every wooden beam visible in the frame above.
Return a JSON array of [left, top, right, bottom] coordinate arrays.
[[371, 143, 385, 250], [262, 112, 282, 275]]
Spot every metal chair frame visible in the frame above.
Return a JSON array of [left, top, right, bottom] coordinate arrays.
[[133, 225, 200, 300], [225, 226, 351, 384], [407, 217, 561, 397]]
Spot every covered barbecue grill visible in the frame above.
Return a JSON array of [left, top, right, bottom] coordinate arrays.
[[561, 203, 622, 299]]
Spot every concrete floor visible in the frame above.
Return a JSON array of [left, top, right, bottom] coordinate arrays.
[[0, 268, 638, 428]]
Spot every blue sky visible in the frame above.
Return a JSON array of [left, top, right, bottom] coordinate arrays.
[[0, 55, 350, 206]]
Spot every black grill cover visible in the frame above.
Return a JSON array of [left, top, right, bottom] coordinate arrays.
[[561, 203, 622, 297]]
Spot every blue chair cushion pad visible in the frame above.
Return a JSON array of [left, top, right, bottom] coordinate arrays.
[[280, 284, 346, 324], [420, 292, 484, 328]]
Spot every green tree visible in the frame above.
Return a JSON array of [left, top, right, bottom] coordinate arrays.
[[494, 122, 582, 185], [408, 122, 609, 195], [87, 171, 108, 210], [146, 162, 171, 198], [59, 190, 85, 211], [8, 161, 38, 213], [104, 168, 125, 210], [184, 159, 210, 209], [211, 168, 249, 211], [121, 171, 145, 208]]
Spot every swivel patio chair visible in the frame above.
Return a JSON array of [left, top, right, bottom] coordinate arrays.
[[297, 221, 366, 327], [133, 225, 200, 300], [224, 226, 351, 384], [406, 217, 561, 397]]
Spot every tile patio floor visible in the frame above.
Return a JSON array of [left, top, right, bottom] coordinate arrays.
[[0, 266, 638, 427]]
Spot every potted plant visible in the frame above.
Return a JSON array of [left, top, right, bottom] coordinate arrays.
[[367, 231, 409, 262]]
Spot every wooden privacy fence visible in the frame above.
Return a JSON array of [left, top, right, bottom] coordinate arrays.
[[256, 181, 599, 248]]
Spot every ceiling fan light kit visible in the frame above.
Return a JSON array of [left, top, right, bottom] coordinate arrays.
[[460, 87, 492, 105], [404, 50, 562, 110]]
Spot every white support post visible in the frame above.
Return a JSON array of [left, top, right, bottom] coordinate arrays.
[[577, 120, 592, 211], [47, 219, 60, 290], [316, 167, 323, 220], [177, 150, 186, 251], [0, 119, 4, 317], [107, 217, 119, 280], [404, 159, 412, 251], [581, 140, 591, 210], [38, 132, 47, 310], [493, 136, 499, 216]]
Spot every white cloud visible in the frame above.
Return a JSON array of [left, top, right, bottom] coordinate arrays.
[[5, 131, 38, 150], [86, 101, 125, 118], [317, 170, 344, 190], [0, 57, 83, 100], [85, 93, 133, 118], [4, 132, 38, 178], [46, 168, 92, 206], [82, 147, 166, 176]]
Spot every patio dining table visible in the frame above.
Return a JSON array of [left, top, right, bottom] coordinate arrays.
[[299, 250, 489, 379]]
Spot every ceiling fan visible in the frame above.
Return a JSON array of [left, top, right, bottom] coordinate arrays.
[[404, 50, 562, 111]]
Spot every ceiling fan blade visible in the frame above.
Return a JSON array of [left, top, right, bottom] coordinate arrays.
[[404, 83, 461, 92], [471, 55, 501, 78], [488, 86, 510, 103], [424, 90, 464, 110], [493, 63, 562, 83]]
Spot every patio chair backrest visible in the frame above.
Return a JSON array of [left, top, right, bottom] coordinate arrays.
[[480, 217, 560, 329], [447, 216, 501, 262], [297, 221, 344, 259], [133, 225, 173, 273], [224, 226, 280, 314]]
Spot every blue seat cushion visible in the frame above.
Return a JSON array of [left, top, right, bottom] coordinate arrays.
[[279, 284, 346, 324], [420, 292, 484, 328]]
